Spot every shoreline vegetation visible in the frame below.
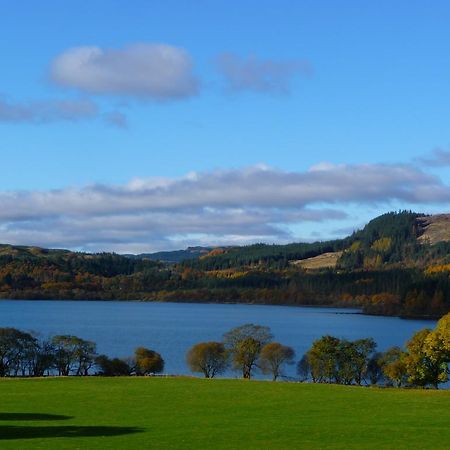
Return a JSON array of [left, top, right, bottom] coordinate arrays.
[[1, 315, 449, 389]]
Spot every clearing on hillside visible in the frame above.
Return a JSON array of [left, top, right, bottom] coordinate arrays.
[[291, 251, 343, 269], [417, 214, 450, 244]]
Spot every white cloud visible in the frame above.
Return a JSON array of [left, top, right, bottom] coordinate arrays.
[[50, 43, 199, 100], [216, 53, 311, 94], [0, 162, 448, 252]]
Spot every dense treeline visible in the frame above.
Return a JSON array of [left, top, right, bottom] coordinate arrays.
[[0, 265, 448, 319], [182, 240, 347, 271], [3, 317, 450, 389], [0, 211, 448, 319], [187, 316, 450, 388], [0, 328, 164, 377], [299, 312, 450, 389]]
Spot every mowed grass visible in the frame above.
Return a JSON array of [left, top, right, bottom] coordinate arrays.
[[0, 377, 450, 449]]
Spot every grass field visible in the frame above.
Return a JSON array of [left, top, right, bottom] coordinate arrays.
[[0, 377, 450, 449]]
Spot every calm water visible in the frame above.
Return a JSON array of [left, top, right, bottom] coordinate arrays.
[[0, 300, 436, 378]]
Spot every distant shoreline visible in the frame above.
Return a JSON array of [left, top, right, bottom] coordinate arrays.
[[0, 297, 439, 320]]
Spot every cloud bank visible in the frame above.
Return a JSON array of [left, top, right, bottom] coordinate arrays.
[[50, 44, 199, 100], [216, 53, 311, 94], [0, 162, 448, 252]]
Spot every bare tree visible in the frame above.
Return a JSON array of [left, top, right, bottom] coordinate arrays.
[[259, 342, 295, 381]]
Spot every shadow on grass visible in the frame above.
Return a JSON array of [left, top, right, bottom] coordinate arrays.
[[0, 413, 72, 421], [0, 425, 144, 440]]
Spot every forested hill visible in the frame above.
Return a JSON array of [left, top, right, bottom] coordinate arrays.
[[0, 211, 448, 319], [182, 211, 450, 271], [0, 244, 161, 276]]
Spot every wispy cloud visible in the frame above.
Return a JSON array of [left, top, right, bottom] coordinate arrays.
[[418, 148, 450, 167], [0, 97, 98, 123], [0, 161, 448, 252], [216, 53, 311, 94], [103, 111, 128, 129], [50, 43, 200, 100]]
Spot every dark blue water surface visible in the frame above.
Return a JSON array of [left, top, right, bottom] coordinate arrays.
[[0, 300, 435, 378]]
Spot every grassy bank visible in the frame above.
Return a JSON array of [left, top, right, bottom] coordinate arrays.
[[0, 377, 449, 449]]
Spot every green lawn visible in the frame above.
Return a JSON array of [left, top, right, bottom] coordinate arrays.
[[0, 377, 449, 449]]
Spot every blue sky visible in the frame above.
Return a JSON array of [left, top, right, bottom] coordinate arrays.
[[0, 0, 449, 252]]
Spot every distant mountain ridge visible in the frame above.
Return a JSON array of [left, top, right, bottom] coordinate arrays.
[[0, 212, 448, 267], [127, 246, 215, 263], [0, 212, 448, 266], [179, 212, 450, 271], [0, 211, 448, 319]]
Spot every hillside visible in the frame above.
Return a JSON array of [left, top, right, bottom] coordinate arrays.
[[0, 211, 448, 318], [418, 214, 450, 244], [182, 211, 450, 271]]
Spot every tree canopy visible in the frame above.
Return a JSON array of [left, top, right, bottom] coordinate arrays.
[[223, 324, 273, 379], [186, 342, 228, 378]]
